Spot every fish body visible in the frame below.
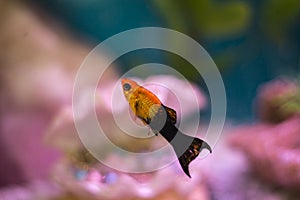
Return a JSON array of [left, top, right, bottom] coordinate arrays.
[[121, 78, 212, 178]]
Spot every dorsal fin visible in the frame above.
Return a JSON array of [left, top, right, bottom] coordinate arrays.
[[163, 105, 177, 124]]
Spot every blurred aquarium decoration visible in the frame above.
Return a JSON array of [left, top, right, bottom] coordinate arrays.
[[0, 0, 300, 199]]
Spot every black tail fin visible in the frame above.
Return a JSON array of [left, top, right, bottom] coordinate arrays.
[[175, 135, 212, 178], [159, 123, 212, 178], [150, 112, 212, 178]]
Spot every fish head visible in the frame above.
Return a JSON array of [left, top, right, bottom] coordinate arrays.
[[121, 78, 139, 101]]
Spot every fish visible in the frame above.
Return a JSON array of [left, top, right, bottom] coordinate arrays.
[[121, 78, 212, 178]]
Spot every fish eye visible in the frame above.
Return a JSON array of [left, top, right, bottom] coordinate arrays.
[[123, 83, 131, 91]]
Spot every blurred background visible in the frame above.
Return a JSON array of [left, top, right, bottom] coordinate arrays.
[[0, 0, 300, 199]]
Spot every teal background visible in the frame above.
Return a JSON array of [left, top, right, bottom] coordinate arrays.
[[32, 0, 300, 121]]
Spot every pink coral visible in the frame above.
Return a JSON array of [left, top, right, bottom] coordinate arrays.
[[229, 116, 300, 191], [52, 160, 210, 200], [0, 0, 117, 188]]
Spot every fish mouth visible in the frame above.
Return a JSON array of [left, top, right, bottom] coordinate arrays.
[[121, 78, 126, 86], [121, 78, 131, 86]]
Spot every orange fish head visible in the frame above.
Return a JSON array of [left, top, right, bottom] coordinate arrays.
[[121, 78, 139, 101]]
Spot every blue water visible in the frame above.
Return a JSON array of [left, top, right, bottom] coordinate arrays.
[[34, 0, 300, 122]]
